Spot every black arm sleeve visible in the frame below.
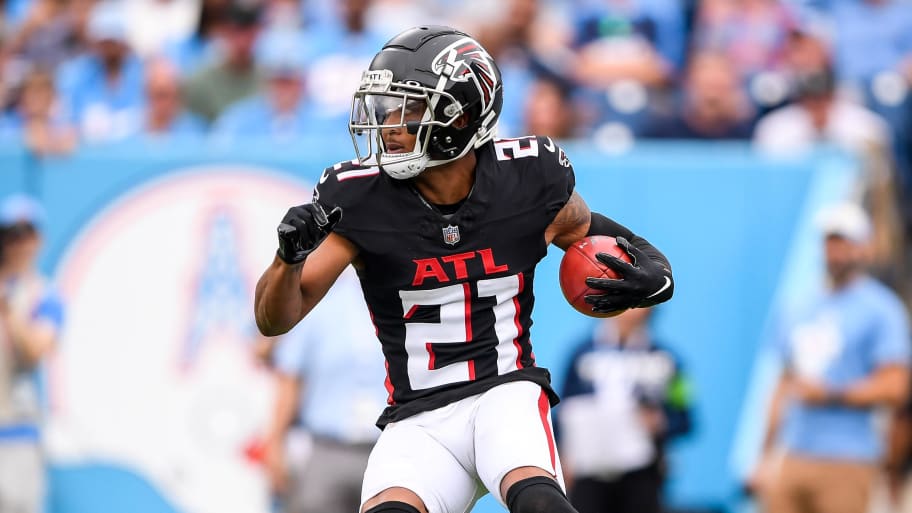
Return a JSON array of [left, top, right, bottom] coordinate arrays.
[[586, 212, 634, 239], [586, 212, 674, 306]]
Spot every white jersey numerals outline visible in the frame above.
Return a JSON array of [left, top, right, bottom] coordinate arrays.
[[399, 274, 523, 390], [493, 136, 539, 161]]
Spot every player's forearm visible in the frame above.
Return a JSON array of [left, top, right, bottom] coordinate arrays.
[[254, 256, 307, 337], [587, 212, 671, 270], [839, 365, 909, 409]]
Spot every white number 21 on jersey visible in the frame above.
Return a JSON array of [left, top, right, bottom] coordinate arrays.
[[399, 274, 524, 390]]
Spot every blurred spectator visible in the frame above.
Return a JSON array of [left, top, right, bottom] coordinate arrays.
[[162, 0, 229, 75], [261, 0, 303, 31], [692, 0, 795, 79], [557, 307, 693, 513], [753, 32, 904, 290], [828, 0, 912, 222], [124, 0, 200, 58], [643, 51, 755, 139], [750, 203, 910, 513], [521, 77, 579, 139], [55, 1, 145, 142], [829, 0, 912, 87], [361, 0, 434, 38], [134, 58, 205, 138], [7, 0, 84, 71], [183, 1, 262, 123], [754, 35, 891, 156], [562, 0, 683, 139], [570, 0, 682, 89], [296, 0, 387, 125], [296, 0, 340, 28], [212, 31, 315, 141], [0, 34, 18, 127], [0, 194, 63, 513], [0, 69, 76, 154], [779, 27, 829, 82], [3, 0, 34, 28], [0, 0, 9, 38], [264, 268, 387, 513], [475, 0, 575, 137]]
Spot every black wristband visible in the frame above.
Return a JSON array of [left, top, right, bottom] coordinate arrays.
[[587, 212, 673, 274], [587, 212, 634, 239]]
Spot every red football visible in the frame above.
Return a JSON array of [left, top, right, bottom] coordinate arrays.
[[559, 236, 634, 318]]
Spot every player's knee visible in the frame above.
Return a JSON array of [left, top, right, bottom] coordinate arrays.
[[363, 501, 424, 513], [505, 476, 577, 513]]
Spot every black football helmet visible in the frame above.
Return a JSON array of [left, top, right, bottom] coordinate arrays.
[[349, 26, 503, 179]]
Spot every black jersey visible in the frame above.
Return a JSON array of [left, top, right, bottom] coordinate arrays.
[[313, 135, 576, 427]]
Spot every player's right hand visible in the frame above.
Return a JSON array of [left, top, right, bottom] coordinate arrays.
[[276, 203, 342, 265]]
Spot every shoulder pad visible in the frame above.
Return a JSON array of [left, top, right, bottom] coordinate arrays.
[[314, 159, 381, 204], [489, 136, 572, 170], [318, 159, 382, 186], [534, 136, 573, 170]]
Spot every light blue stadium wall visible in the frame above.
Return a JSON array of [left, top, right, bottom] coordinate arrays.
[[0, 139, 856, 513]]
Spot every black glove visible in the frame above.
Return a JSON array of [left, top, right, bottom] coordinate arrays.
[[583, 236, 672, 313], [276, 203, 342, 265]]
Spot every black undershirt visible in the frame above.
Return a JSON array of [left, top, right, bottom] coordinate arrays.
[[430, 198, 466, 217]]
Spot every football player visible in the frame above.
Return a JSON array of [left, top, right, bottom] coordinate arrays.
[[255, 26, 674, 513]]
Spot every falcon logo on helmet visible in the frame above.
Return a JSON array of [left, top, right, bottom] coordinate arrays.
[[432, 39, 499, 114]]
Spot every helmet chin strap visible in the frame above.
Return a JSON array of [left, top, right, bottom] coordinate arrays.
[[379, 151, 430, 179]]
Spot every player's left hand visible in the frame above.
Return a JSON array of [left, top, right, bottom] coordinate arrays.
[[583, 236, 671, 313], [276, 203, 342, 265]]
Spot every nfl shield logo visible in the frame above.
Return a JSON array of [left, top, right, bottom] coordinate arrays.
[[442, 225, 460, 245]]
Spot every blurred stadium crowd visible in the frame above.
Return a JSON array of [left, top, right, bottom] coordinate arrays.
[[2, 0, 911, 147], [2, 0, 912, 289]]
